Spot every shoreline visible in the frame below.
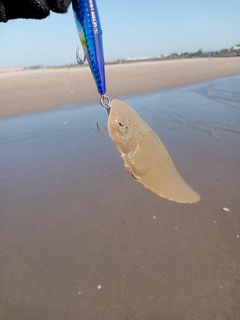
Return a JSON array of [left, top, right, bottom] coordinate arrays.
[[1, 60, 240, 320], [1, 57, 240, 119]]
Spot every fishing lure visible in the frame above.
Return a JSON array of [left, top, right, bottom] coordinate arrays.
[[72, 0, 106, 96], [72, 1, 200, 203]]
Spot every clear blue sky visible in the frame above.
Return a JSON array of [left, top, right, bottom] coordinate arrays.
[[0, 0, 239, 68]]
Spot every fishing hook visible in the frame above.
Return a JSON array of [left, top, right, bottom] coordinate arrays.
[[76, 46, 87, 64], [100, 95, 111, 115], [96, 123, 107, 132], [96, 95, 111, 131]]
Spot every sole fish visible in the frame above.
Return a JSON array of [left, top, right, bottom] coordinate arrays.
[[107, 99, 200, 203]]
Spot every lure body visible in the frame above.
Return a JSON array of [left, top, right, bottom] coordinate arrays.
[[108, 100, 200, 203], [72, 0, 106, 95]]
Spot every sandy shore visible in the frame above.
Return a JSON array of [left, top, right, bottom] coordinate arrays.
[[0, 57, 240, 119], [1, 69, 240, 319]]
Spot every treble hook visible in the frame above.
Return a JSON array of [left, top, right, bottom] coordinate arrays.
[[96, 123, 107, 132], [76, 46, 87, 65], [96, 95, 111, 131]]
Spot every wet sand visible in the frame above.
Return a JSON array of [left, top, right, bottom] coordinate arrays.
[[0, 57, 240, 119], [1, 67, 240, 319]]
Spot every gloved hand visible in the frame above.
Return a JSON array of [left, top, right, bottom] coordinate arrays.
[[0, 0, 71, 22]]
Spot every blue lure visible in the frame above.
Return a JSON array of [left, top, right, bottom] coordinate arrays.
[[72, 0, 106, 95]]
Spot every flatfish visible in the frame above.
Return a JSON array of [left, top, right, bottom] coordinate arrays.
[[107, 99, 200, 203]]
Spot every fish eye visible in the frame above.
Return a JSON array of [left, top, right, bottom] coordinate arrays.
[[118, 121, 124, 127]]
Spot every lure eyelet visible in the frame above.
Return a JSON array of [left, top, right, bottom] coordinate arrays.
[[100, 95, 111, 115]]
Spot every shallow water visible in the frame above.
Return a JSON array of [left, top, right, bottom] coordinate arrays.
[[1, 76, 240, 320], [137, 75, 240, 149], [1, 75, 239, 148]]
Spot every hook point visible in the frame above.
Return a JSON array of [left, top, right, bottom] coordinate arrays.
[[76, 46, 86, 65]]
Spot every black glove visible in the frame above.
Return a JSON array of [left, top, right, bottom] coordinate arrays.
[[0, 0, 71, 22]]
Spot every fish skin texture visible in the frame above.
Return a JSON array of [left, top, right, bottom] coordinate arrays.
[[107, 99, 200, 204]]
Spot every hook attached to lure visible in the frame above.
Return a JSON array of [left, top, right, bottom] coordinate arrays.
[[100, 95, 111, 115], [76, 46, 86, 65], [96, 94, 111, 131]]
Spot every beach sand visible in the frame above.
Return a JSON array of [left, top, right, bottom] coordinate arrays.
[[0, 57, 240, 119], [1, 59, 240, 320]]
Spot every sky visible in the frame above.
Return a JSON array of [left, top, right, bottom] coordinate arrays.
[[0, 0, 240, 68]]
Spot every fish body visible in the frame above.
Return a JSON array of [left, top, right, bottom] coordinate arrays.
[[72, 0, 106, 95], [108, 100, 200, 203]]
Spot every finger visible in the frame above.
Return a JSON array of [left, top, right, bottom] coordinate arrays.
[[0, 0, 50, 21], [48, 0, 71, 13]]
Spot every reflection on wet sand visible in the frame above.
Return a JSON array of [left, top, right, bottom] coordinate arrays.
[[1, 76, 240, 320]]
